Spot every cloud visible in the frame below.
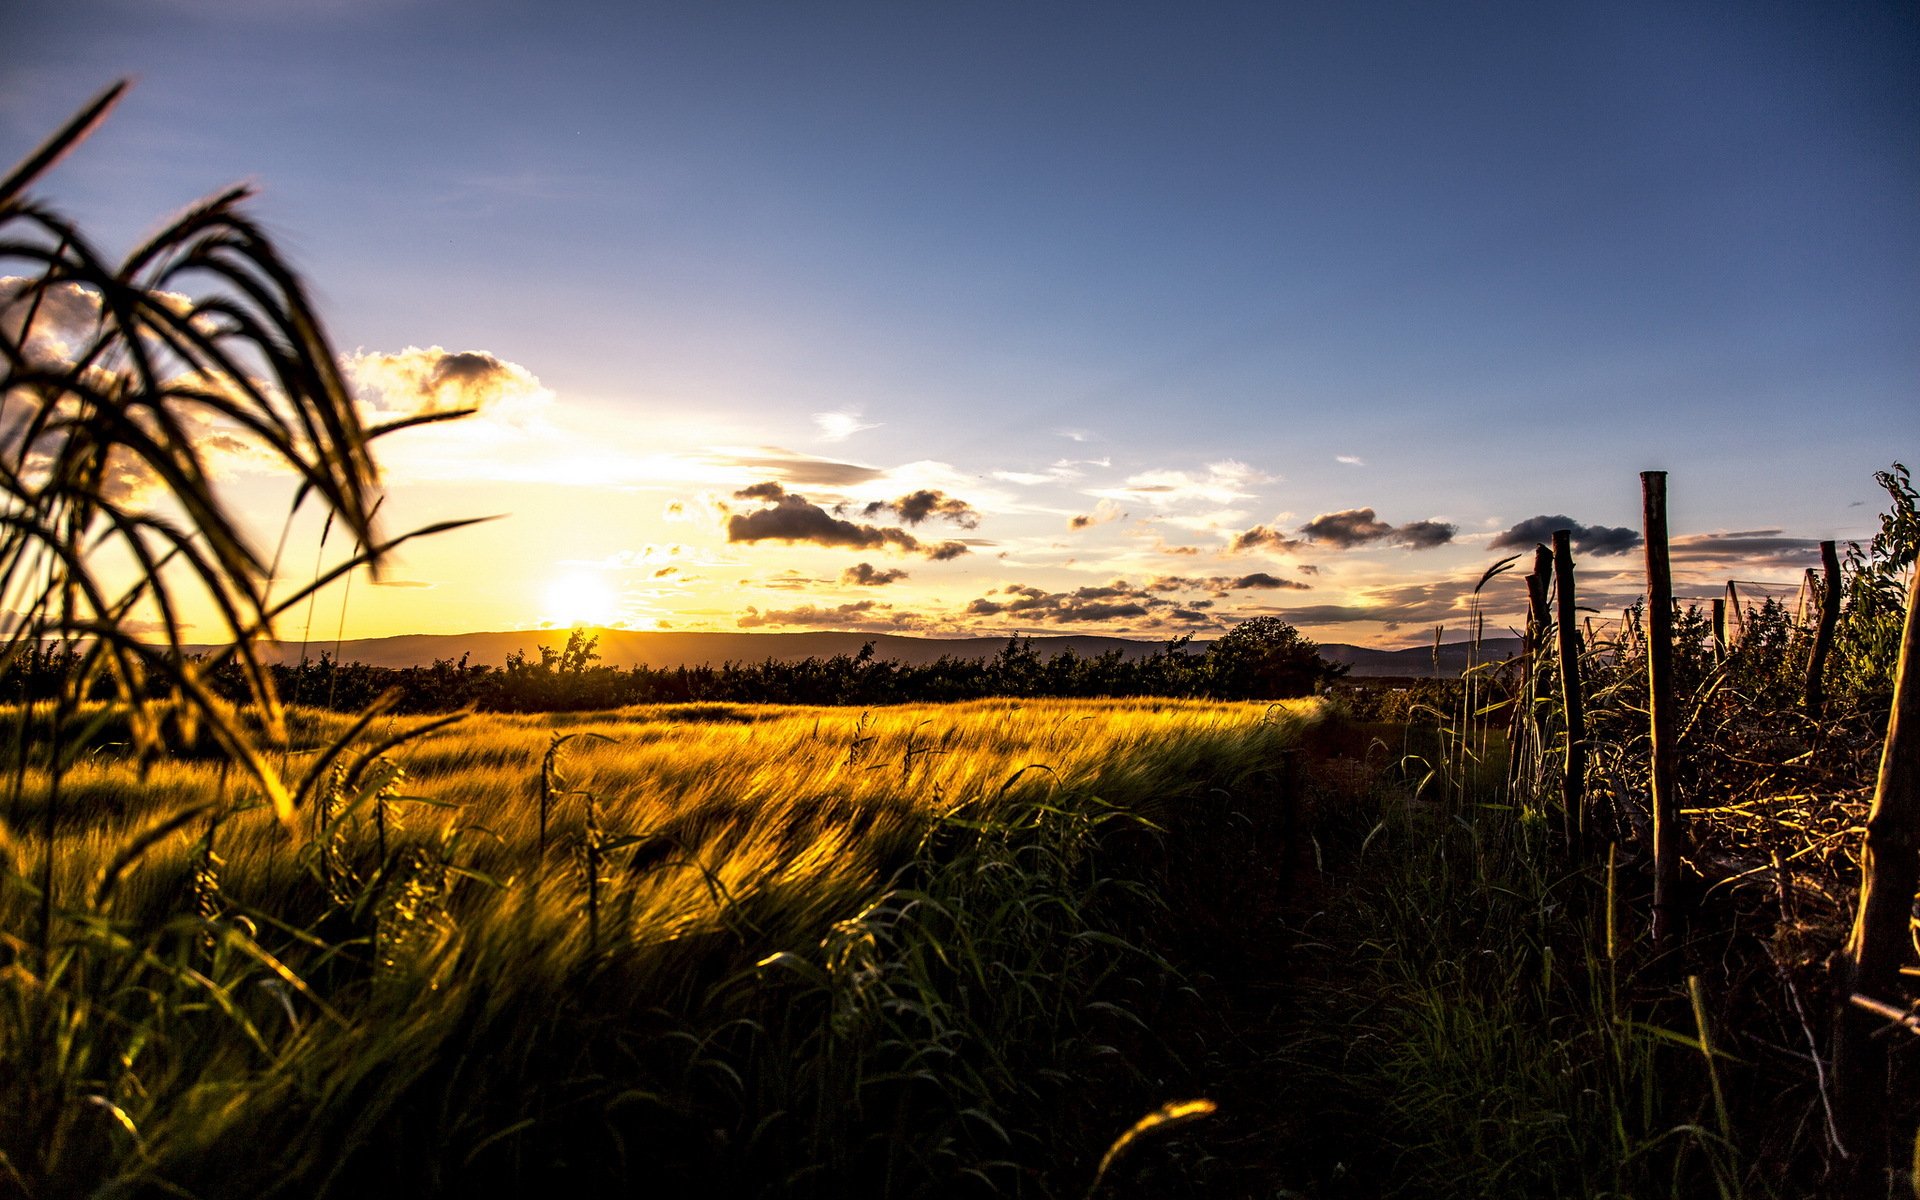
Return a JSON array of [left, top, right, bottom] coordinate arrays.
[[1298, 508, 1394, 547], [0, 276, 102, 366], [1147, 573, 1310, 594], [1297, 507, 1456, 550], [960, 579, 1197, 625], [1228, 572, 1312, 591], [1487, 515, 1642, 557], [1667, 531, 1827, 573], [1394, 519, 1458, 550], [843, 562, 909, 586], [703, 448, 886, 487], [1097, 460, 1269, 508], [967, 586, 1151, 624], [344, 345, 552, 418], [814, 410, 878, 442], [1236, 578, 1507, 632], [736, 601, 925, 631], [1231, 525, 1307, 554], [1336, 455, 1366, 467], [1069, 499, 1124, 531], [861, 489, 980, 528], [753, 570, 831, 590], [727, 482, 970, 560]]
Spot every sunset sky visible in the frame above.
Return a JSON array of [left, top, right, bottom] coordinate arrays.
[[5, 2, 1915, 648]]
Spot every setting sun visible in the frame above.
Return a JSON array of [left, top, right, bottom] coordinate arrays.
[[543, 571, 621, 627]]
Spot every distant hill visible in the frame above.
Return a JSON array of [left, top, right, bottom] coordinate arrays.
[[184, 628, 1522, 679], [1317, 636, 1524, 679]]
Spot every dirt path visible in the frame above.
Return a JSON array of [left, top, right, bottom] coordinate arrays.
[[1098, 742, 1389, 1198]]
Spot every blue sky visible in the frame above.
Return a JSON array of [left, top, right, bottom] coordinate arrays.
[[4, 2, 1915, 646]]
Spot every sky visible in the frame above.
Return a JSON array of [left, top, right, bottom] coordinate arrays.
[[3, 1, 1915, 649]]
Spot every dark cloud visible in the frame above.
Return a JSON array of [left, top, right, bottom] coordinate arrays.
[[964, 582, 1163, 624], [1393, 519, 1458, 550], [1293, 508, 1454, 551], [737, 601, 926, 631], [727, 482, 970, 559], [1224, 575, 1540, 633], [843, 562, 909, 586], [428, 350, 510, 391], [1299, 508, 1395, 547], [1229, 572, 1312, 591], [1297, 564, 1320, 576], [1231, 525, 1306, 554], [1667, 531, 1826, 572], [1147, 573, 1311, 595], [1488, 515, 1642, 557], [862, 489, 980, 528]]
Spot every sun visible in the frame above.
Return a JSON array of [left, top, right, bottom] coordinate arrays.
[[543, 572, 621, 628]]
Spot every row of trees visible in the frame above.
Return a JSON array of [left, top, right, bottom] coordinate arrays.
[[171, 617, 1346, 713]]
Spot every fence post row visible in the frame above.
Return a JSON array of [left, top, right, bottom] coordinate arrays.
[[1641, 471, 1686, 949], [1552, 529, 1586, 854]]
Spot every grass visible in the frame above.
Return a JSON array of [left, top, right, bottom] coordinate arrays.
[[1, 696, 1319, 1197]]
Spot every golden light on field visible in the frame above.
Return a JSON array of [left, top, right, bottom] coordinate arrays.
[[543, 571, 621, 627]]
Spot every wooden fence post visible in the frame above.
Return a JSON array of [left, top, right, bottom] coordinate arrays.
[[1805, 540, 1842, 721], [1552, 530, 1586, 853], [1510, 546, 1555, 792], [1642, 471, 1685, 949], [1831, 562, 1920, 1186], [1712, 597, 1727, 664]]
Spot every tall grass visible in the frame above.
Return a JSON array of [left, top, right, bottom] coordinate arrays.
[[1292, 501, 1913, 1197], [1, 697, 1317, 1196]]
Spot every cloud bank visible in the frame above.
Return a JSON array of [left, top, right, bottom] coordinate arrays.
[[1487, 514, 1642, 557], [727, 482, 969, 559]]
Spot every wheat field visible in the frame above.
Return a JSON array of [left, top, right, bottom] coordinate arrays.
[[2, 697, 1318, 1197]]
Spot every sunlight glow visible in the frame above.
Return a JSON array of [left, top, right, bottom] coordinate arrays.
[[544, 572, 621, 628]]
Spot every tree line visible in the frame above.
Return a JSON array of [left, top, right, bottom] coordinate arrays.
[[3, 616, 1349, 714]]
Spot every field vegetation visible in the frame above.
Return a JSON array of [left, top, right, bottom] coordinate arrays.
[[3, 696, 1319, 1196]]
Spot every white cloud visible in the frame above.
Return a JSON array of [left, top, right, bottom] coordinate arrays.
[[813, 409, 879, 442], [1090, 460, 1271, 508], [1336, 454, 1366, 467], [344, 345, 553, 422]]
